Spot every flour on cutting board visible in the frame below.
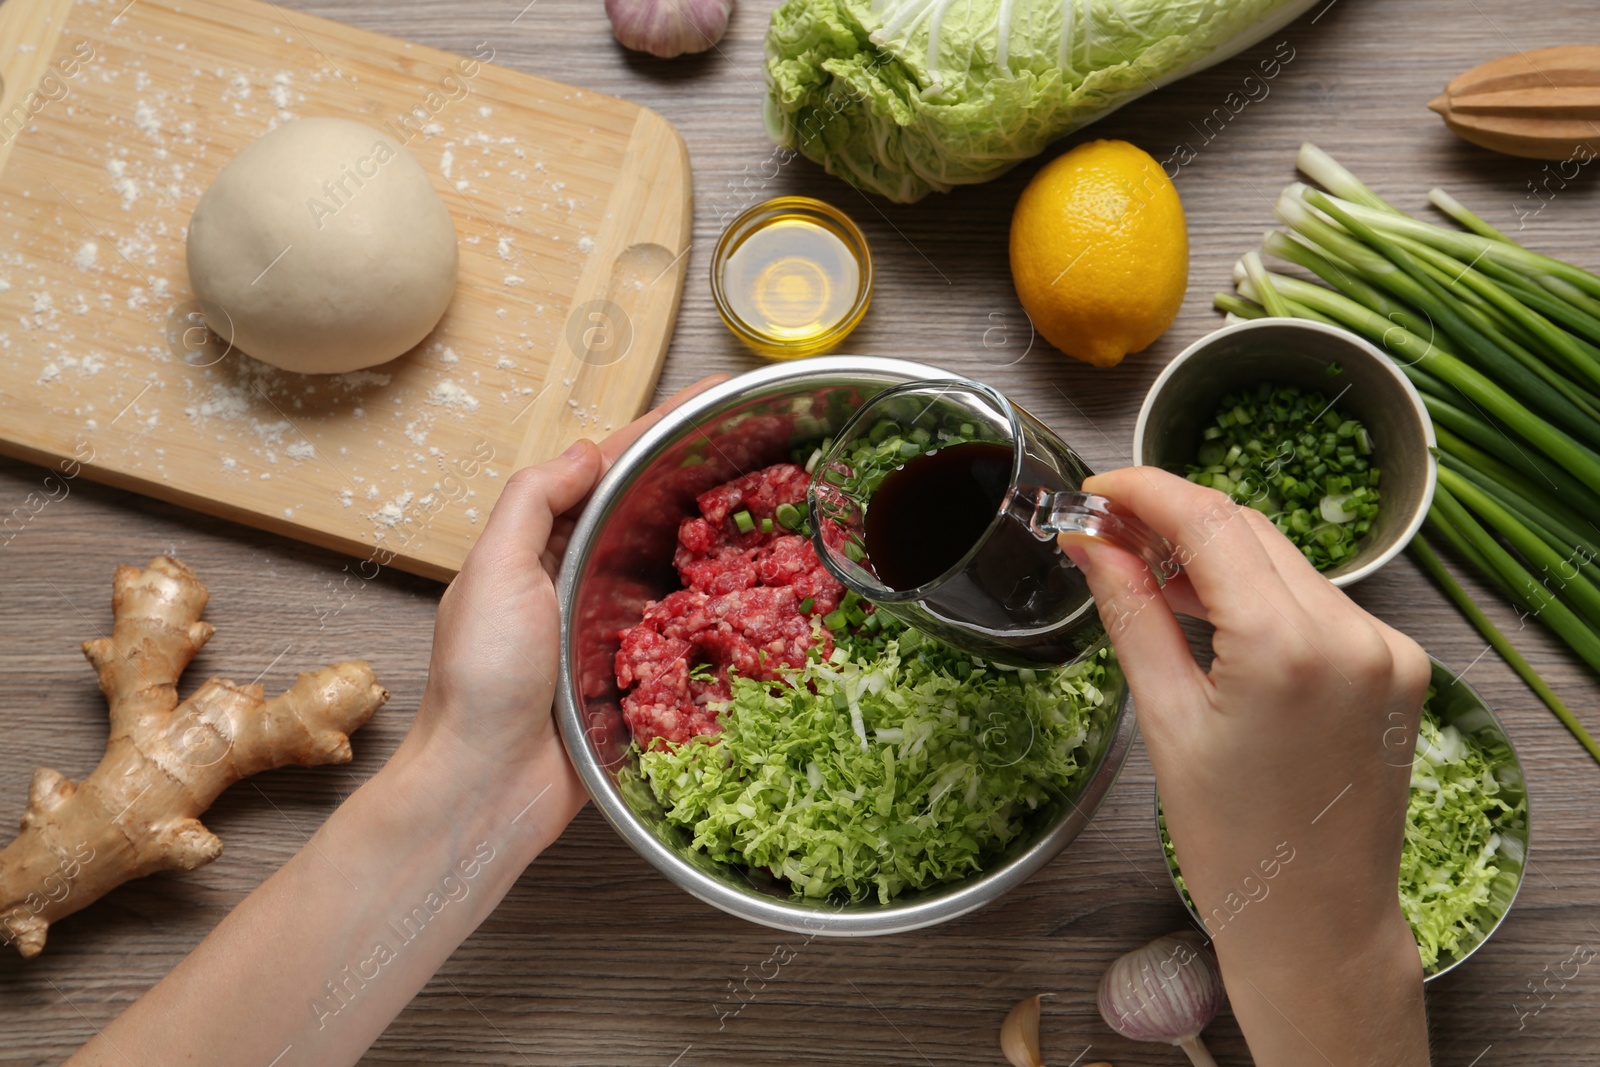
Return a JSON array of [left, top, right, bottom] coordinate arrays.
[[428, 380, 479, 412], [0, 21, 633, 560]]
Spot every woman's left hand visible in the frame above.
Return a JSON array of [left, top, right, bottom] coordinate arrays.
[[398, 376, 727, 818], [63, 376, 729, 1067]]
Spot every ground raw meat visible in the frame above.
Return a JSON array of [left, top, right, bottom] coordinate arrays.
[[615, 463, 845, 748]]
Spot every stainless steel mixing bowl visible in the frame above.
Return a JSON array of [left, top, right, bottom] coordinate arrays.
[[555, 356, 1137, 936]]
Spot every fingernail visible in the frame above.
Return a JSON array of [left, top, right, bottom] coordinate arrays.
[[560, 440, 588, 460]]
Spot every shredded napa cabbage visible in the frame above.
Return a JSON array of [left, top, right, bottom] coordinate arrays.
[[635, 618, 1112, 903], [1401, 704, 1525, 971], [1160, 694, 1527, 973]]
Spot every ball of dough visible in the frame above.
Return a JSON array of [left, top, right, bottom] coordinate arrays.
[[186, 118, 458, 374]]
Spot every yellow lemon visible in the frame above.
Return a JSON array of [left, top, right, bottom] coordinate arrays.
[[1009, 140, 1189, 368]]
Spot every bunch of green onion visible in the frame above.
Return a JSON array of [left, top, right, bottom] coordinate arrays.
[[1215, 144, 1600, 766], [1186, 383, 1380, 571]]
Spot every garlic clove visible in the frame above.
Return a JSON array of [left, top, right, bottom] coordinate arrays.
[[1000, 993, 1054, 1067], [605, 0, 734, 60]]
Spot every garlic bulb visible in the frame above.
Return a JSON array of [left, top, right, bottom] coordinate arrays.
[[605, 0, 734, 59], [1098, 931, 1226, 1067]]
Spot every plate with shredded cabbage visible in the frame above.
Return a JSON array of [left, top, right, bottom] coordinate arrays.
[[1158, 658, 1529, 978]]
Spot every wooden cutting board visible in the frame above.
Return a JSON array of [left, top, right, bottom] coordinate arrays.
[[0, 0, 691, 581]]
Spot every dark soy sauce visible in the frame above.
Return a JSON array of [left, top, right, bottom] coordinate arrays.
[[862, 439, 1095, 667], [865, 441, 1013, 590]]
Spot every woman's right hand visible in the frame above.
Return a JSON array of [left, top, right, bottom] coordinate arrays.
[[1061, 467, 1431, 1067]]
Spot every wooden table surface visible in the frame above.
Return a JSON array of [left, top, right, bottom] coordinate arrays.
[[4, 0, 1598, 1063]]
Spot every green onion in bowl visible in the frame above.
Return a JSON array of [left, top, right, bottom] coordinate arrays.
[[1185, 382, 1381, 571]]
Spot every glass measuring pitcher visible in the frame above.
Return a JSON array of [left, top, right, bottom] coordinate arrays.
[[808, 378, 1178, 668]]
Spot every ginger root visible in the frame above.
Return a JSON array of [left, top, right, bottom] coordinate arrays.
[[0, 557, 388, 957]]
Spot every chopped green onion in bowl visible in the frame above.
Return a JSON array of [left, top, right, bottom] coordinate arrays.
[[1185, 382, 1381, 571]]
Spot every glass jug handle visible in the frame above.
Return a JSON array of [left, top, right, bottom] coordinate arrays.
[[1015, 489, 1181, 583]]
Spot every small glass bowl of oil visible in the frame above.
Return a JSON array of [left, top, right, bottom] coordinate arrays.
[[711, 196, 873, 360]]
